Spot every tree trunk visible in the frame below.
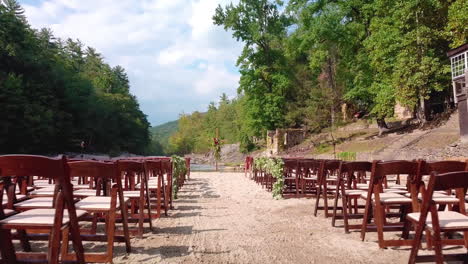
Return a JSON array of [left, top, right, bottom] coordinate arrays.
[[377, 118, 389, 136], [417, 96, 430, 123]]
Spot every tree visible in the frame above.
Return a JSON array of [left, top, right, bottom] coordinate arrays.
[[214, 0, 292, 140]]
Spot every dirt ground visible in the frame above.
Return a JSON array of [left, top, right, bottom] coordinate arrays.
[[113, 172, 465, 264]]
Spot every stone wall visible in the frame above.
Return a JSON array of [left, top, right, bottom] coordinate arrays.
[[266, 128, 307, 156]]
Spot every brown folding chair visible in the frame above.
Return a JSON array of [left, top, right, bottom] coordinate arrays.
[[283, 159, 299, 198], [403, 160, 468, 249], [144, 159, 169, 218], [65, 160, 131, 263], [332, 161, 372, 233], [0, 155, 85, 264], [360, 160, 421, 248], [408, 171, 468, 263], [117, 160, 153, 237], [314, 160, 341, 218], [298, 159, 320, 197]]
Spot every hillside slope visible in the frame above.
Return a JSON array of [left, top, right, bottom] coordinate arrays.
[[283, 112, 466, 161], [150, 120, 178, 151]]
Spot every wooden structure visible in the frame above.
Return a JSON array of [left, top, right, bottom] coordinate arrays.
[[448, 43, 468, 142]]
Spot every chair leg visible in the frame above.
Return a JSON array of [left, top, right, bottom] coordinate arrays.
[[119, 201, 132, 254], [144, 176, 153, 231], [314, 186, 322, 217], [342, 195, 350, 233], [374, 202, 386, 248], [0, 229, 17, 264], [331, 192, 339, 227], [432, 231, 444, 264], [360, 197, 373, 241], [323, 189, 329, 218], [137, 197, 145, 237], [105, 213, 116, 263], [17, 229, 32, 252]]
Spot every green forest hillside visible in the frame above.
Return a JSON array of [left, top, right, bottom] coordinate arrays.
[[0, 0, 150, 155], [150, 120, 178, 154], [166, 0, 468, 156]]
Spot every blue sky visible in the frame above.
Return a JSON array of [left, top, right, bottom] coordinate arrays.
[[19, 0, 242, 126]]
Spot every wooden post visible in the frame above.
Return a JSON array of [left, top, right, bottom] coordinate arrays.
[[215, 128, 219, 171]]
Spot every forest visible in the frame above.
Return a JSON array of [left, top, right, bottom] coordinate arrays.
[[0, 0, 152, 155], [167, 0, 468, 155]]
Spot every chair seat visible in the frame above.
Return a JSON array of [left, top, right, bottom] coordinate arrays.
[[73, 184, 92, 190], [325, 185, 337, 190], [0, 208, 86, 227], [302, 176, 317, 181], [14, 197, 54, 209], [284, 177, 297, 180], [356, 183, 369, 190], [408, 211, 468, 230], [123, 190, 142, 198], [75, 196, 129, 211], [3, 209, 15, 217], [30, 188, 55, 197], [74, 189, 98, 197], [404, 193, 459, 203], [387, 184, 406, 190], [345, 189, 366, 196], [2, 194, 27, 206], [383, 189, 407, 194], [360, 192, 412, 204]]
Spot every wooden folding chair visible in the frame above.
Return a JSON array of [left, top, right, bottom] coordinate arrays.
[[408, 171, 468, 263], [332, 161, 372, 233], [144, 159, 169, 218], [162, 159, 174, 210], [298, 159, 320, 197], [65, 160, 131, 263], [117, 160, 153, 237], [403, 160, 468, 249], [360, 160, 422, 248], [0, 155, 85, 264], [314, 160, 341, 218], [283, 159, 300, 198]]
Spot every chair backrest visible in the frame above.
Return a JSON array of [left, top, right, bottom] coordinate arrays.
[[283, 159, 298, 176], [0, 155, 70, 211], [422, 160, 468, 175], [0, 155, 67, 180], [318, 160, 341, 184], [145, 159, 162, 178], [370, 160, 421, 187], [68, 161, 119, 196], [69, 161, 117, 180], [424, 171, 468, 215], [339, 161, 372, 189], [117, 160, 146, 190]]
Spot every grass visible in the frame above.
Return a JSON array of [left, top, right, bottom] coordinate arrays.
[[313, 143, 333, 154]]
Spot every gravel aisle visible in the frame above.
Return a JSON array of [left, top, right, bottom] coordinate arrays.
[[114, 172, 410, 264]]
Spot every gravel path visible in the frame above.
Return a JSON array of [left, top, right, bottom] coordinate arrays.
[[113, 172, 414, 264]]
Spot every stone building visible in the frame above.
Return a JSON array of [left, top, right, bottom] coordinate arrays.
[[266, 128, 307, 156]]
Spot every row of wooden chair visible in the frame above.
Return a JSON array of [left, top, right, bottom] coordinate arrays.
[[246, 156, 468, 263], [0, 155, 189, 264]]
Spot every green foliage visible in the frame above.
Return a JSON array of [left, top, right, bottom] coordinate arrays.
[[167, 95, 243, 154], [164, 0, 464, 154], [337, 152, 357, 161], [149, 120, 179, 155], [0, 1, 150, 155], [171, 155, 187, 200], [254, 157, 285, 199], [214, 0, 292, 137], [314, 143, 332, 154], [446, 0, 468, 48]]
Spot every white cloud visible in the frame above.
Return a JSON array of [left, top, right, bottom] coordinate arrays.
[[20, 0, 242, 125]]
